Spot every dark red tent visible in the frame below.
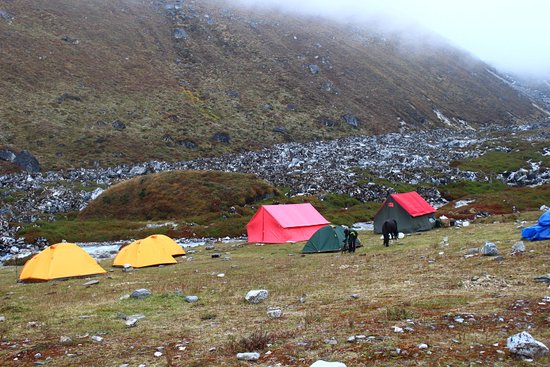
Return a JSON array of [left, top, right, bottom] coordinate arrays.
[[374, 192, 436, 233], [246, 203, 329, 243]]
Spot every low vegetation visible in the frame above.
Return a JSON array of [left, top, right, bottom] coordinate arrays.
[[1, 217, 549, 366]]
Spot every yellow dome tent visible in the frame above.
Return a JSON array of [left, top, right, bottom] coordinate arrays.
[[113, 237, 178, 268], [142, 234, 186, 257], [19, 243, 107, 282]]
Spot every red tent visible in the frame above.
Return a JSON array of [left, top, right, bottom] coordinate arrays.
[[246, 203, 330, 243], [373, 191, 436, 233]]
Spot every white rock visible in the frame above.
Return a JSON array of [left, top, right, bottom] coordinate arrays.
[[59, 336, 72, 344], [91, 335, 103, 343], [393, 326, 404, 333], [507, 331, 549, 359], [245, 289, 269, 304], [0, 315, 5, 322], [125, 318, 138, 327], [236, 352, 260, 361], [310, 361, 347, 367], [511, 241, 526, 254], [267, 307, 283, 318], [418, 343, 428, 349], [154, 351, 163, 357]]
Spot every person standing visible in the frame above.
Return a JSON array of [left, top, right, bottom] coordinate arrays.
[[344, 227, 358, 253]]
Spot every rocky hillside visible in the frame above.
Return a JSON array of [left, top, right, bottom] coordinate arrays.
[[0, 0, 545, 172]]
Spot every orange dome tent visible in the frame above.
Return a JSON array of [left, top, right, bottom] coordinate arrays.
[[19, 243, 107, 282], [142, 234, 186, 257], [113, 237, 178, 268]]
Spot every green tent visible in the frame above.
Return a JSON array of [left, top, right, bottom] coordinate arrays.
[[302, 225, 361, 253]]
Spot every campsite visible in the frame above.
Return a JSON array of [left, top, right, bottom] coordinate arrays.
[[1, 209, 550, 366]]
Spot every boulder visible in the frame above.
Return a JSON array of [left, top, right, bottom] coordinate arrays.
[[13, 150, 40, 173], [56, 93, 82, 102], [511, 241, 525, 254], [480, 241, 499, 256], [267, 307, 283, 318], [130, 289, 151, 299], [225, 90, 240, 98], [61, 36, 80, 45], [184, 296, 199, 303], [211, 132, 231, 144], [307, 64, 321, 74], [236, 352, 260, 361], [174, 28, 188, 40], [0, 10, 14, 22], [245, 289, 268, 304], [0, 149, 16, 162], [341, 114, 360, 127], [111, 120, 126, 130], [507, 331, 549, 359]]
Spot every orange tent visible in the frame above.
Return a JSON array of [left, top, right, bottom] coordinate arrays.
[[113, 238, 177, 268], [142, 234, 186, 257], [19, 243, 107, 281]]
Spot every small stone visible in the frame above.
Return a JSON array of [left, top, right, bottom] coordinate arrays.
[[236, 352, 260, 361], [130, 289, 151, 299], [480, 241, 499, 256], [83, 279, 99, 286], [211, 253, 221, 258], [59, 336, 72, 344], [122, 264, 133, 272], [418, 343, 428, 349], [267, 307, 283, 318], [154, 351, 163, 357], [125, 318, 138, 327], [91, 335, 103, 343], [324, 338, 338, 345], [511, 241, 526, 254], [216, 273, 225, 278], [350, 294, 359, 299], [0, 315, 5, 322], [185, 296, 199, 303], [208, 347, 217, 352], [245, 289, 268, 304]]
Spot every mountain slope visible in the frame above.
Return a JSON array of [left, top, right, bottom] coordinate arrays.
[[0, 0, 544, 171]]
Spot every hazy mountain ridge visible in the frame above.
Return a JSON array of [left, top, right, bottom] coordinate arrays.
[[0, 0, 545, 172]]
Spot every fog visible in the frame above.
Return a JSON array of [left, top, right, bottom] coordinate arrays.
[[235, 0, 550, 79]]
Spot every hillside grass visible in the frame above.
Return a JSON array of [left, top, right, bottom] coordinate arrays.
[[1, 217, 550, 366]]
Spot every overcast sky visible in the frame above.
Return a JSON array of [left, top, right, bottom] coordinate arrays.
[[235, 0, 549, 78]]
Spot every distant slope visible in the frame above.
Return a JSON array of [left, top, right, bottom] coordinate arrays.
[[0, 0, 544, 172]]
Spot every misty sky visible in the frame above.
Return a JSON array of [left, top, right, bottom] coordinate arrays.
[[235, 0, 549, 78]]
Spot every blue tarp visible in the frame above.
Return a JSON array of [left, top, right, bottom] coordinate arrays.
[[521, 211, 550, 241]]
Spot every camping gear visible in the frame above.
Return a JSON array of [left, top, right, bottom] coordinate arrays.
[[113, 238, 177, 268], [374, 191, 436, 233], [246, 203, 329, 243], [522, 211, 550, 241], [19, 243, 106, 281], [141, 234, 186, 256], [302, 225, 361, 253]]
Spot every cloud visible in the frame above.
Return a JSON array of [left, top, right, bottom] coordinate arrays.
[[233, 0, 550, 78]]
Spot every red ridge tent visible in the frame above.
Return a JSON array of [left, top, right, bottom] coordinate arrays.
[[374, 192, 436, 233], [246, 203, 330, 243]]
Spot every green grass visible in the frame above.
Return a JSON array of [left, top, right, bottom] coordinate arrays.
[[2, 218, 550, 366]]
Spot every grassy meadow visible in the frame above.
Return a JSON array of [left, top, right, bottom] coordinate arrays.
[[1, 213, 550, 366]]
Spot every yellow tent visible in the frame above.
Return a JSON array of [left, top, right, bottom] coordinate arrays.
[[142, 234, 186, 257], [113, 238, 177, 268], [19, 243, 107, 281]]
